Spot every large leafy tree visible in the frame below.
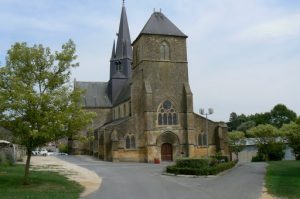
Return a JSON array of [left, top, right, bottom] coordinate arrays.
[[270, 104, 297, 128], [0, 40, 95, 184], [228, 131, 246, 161], [247, 124, 285, 161], [248, 112, 271, 126], [281, 122, 300, 159], [237, 121, 256, 132], [227, 112, 247, 131]]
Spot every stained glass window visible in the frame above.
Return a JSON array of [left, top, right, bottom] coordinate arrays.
[[157, 100, 178, 125]]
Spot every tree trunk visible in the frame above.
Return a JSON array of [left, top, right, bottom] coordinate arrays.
[[23, 149, 32, 185], [68, 137, 73, 155], [235, 152, 239, 162]]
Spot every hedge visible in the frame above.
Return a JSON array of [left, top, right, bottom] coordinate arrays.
[[175, 158, 210, 169], [166, 161, 236, 176]]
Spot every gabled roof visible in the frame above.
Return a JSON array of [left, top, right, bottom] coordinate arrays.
[[75, 81, 112, 108], [133, 11, 187, 43]]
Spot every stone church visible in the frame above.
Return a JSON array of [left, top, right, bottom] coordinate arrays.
[[74, 3, 229, 162]]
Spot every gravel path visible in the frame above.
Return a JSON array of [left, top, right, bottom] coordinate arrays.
[[29, 156, 102, 198]]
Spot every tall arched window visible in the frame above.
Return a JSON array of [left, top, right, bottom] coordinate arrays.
[[125, 134, 136, 149], [198, 134, 203, 146], [157, 100, 178, 125], [160, 41, 170, 60], [198, 132, 208, 147]]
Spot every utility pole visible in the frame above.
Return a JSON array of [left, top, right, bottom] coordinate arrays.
[[200, 108, 214, 157]]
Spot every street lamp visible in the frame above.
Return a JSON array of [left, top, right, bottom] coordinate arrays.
[[200, 108, 214, 157]]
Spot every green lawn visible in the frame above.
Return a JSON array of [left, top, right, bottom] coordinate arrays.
[[266, 161, 300, 199], [0, 164, 83, 199]]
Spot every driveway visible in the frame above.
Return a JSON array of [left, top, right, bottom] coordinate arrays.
[[60, 156, 267, 199]]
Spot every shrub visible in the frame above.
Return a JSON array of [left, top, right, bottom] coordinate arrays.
[[58, 143, 68, 153], [207, 161, 236, 175], [0, 151, 14, 166], [267, 143, 285, 161], [166, 161, 236, 176], [210, 152, 229, 163], [176, 158, 210, 169], [251, 154, 265, 162], [166, 165, 209, 175]]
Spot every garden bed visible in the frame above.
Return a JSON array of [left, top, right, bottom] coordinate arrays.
[[166, 157, 236, 176]]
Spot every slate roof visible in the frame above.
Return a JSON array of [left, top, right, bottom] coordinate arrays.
[[114, 81, 131, 105], [75, 81, 112, 108], [115, 5, 132, 59], [133, 11, 187, 43]]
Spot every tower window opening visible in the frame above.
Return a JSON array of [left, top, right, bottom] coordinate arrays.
[[160, 41, 170, 60]]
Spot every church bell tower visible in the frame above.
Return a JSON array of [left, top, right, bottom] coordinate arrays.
[[108, 2, 132, 105]]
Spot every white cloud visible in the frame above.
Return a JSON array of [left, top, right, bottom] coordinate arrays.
[[233, 13, 300, 42], [1, 0, 300, 121]]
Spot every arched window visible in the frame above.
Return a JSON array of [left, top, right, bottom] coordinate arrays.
[[130, 136, 136, 148], [157, 100, 178, 125], [198, 134, 203, 146], [202, 133, 208, 146], [160, 41, 170, 60], [125, 134, 136, 149], [198, 132, 208, 146]]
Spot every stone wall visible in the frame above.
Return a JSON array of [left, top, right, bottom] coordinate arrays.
[[73, 107, 112, 154]]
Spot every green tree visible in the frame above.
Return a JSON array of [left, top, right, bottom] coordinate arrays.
[[247, 124, 285, 161], [0, 40, 95, 184], [281, 122, 300, 159], [228, 131, 246, 161], [237, 121, 256, 132], [248, 112, 271, 126], [270, 104, 297, 128], [227, 112, 247, 131], [296, 117, 300, 125]]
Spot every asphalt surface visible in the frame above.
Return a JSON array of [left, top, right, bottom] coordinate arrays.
[[59, 155, 267, 199]]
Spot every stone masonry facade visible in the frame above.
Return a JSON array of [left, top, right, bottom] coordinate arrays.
[[74, 4, 229, 162]]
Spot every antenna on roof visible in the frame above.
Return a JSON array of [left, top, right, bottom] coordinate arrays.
[[122, 0, 125, 6], [159, 8, 162, 13], [153, 8, 155, 13]]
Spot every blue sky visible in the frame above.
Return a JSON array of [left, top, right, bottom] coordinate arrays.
[[1, 0, 300, 122]]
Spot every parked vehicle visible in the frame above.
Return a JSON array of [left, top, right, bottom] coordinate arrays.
[[31, 148, 48, 156], [39, 149, 48, 156]]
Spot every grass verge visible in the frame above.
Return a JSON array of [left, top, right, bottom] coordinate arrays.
[[0, 164, 83, 199], [266, 160, 300, 199]]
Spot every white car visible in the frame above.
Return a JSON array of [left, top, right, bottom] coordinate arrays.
[[39, 149, 48, 156], [31, 148, 48, 156]]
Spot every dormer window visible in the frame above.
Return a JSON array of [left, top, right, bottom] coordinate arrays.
[[160, 41, 170, 60]]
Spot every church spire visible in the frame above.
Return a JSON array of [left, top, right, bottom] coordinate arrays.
[[111, 40, 116, 59], [108, 2, 132, 105], [115, 2, 132, 59]]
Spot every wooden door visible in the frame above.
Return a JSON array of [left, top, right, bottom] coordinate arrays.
[[161, 143, 173, 161]]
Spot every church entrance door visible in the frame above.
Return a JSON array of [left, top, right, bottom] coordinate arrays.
[[161, 143, 173, 161]]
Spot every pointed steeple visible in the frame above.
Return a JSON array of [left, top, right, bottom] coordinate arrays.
[[111, 40, 116, 59], [115, 3, 132, 59], [108, 1, 132, 105]]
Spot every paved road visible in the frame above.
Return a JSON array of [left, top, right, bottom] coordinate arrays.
[[60, 156, 266, 199]]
